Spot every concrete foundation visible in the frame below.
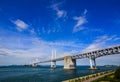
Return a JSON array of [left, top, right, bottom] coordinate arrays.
[[64, 56, 76, 69]]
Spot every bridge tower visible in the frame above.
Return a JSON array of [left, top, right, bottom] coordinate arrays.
[[64, 56, 76, 69], [51, 49, 56, 69]]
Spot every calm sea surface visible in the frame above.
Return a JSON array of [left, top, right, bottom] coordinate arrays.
[[0, 65, 117, 82]]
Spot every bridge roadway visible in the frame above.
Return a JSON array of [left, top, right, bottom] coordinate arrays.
[[33, 45, 120, 69], [35, 57, 64, 63]]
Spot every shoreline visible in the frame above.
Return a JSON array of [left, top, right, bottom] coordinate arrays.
[[62, 70, 115, 82]]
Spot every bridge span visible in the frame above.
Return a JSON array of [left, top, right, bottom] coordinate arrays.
[[33, 45, 120, 69]]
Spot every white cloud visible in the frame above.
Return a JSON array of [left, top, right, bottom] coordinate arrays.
[[113, 37, 120, 41], [82, 35, 120, 53], [30, 28, 36, 35], [57, 10, 66, 18], [73, 9, 88, 33], [73, 16, 87, 32], [51, 3, 67, 18], [0, 36, 84, 65], [47, 41, 84, 48], [12, 19, 29, 31]]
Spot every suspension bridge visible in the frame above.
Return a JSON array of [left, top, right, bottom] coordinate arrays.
[[32, 45, 120, 70]]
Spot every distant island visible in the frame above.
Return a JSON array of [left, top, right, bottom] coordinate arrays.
[[104, 65, 118, 67]]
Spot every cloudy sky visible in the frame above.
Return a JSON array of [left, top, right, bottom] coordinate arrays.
[[0, 0, 120, 66]]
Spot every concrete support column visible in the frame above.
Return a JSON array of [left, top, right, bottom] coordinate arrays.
[[89, 57, 98, 70], [89, 57, 93, 69], [93, 58, 96, 68], [64, 56, 76, 69]]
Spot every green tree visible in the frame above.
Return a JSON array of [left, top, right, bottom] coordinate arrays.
[[114, 67, 120, 79]]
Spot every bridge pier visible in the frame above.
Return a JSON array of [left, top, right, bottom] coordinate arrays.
[[51, 61, 56, 69], [89, 57, 98, 70], [64, 56, 76, 69], [89, 57, 93, 68], [32, 63, 38, 67]]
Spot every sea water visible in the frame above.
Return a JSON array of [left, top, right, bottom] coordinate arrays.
[[0, 65, 117, 82]]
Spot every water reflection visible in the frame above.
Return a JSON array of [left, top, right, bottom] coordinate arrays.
[[89, 70, 99, 73], [64, 69, 77, 75]]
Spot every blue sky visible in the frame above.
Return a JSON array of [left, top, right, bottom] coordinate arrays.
[[0, 0, 120, 66]]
